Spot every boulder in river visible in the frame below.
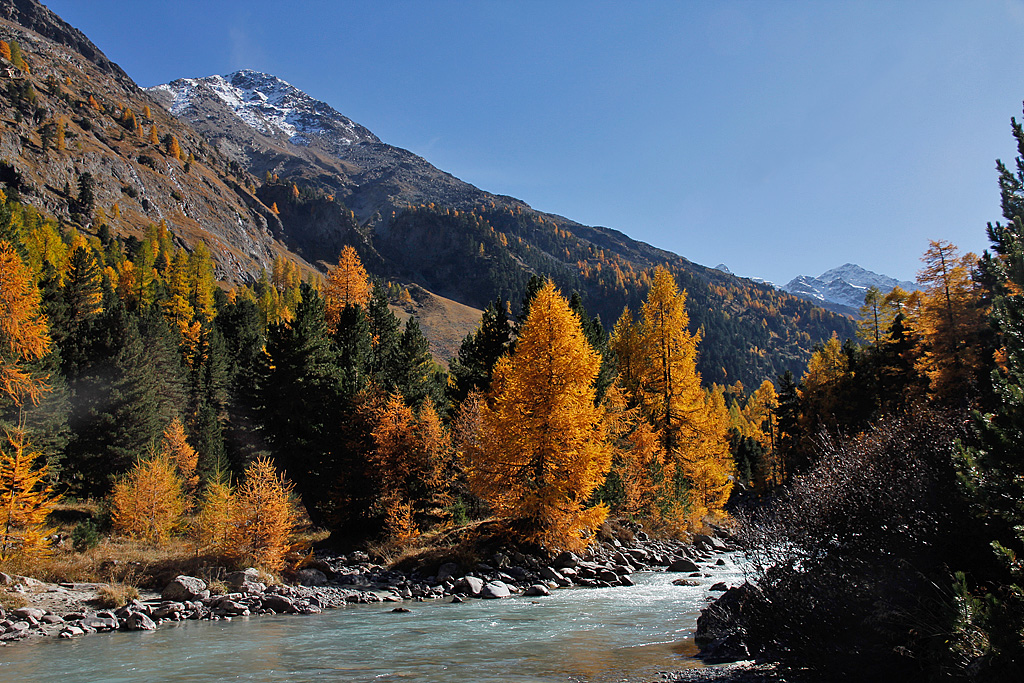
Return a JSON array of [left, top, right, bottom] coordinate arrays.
[[123, 612, 157, 631], [479, 581, 512, 599], [667, 558, 699, 573], [523, 584, 550, 597], [456, 576, 485, 596]]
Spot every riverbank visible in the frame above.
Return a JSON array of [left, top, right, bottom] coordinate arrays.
[[1, 524, 744, 651], [655, 662, 788, 682]]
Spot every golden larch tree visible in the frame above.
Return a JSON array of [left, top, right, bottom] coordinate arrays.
[[167, 135, 181, 160], [0, 41, 10, 62], [912, 240, 984, 400], [798, 333, 851, 435], [160, 417, 198, 493], [0, 429, 59, 561], [605, 384, 684, 534], [680, 388, 733, 524], [744, 379, 781, 485], [111, 451, 186, 545], [0, 240, 51, 407], [324, 245, 371, 329], [195, 478, 235, 556], [466, 280, 612, 551], [610, 266, 733, 523], [227, 457, 297, 570]]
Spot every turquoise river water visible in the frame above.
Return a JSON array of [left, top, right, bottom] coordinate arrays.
[[0, 554, 746, 683]]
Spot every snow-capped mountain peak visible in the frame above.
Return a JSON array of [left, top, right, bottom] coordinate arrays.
[[782, 263, 916, 310], [148, 70, 379, 148]]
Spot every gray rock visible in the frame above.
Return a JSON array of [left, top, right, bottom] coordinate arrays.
[[12, 607, 45, 621], [152, 602, 186, 619], [618, 575, 635, 587], [260, 594, 297, 614], [162, 575, 208, 601], [479, 581, 512, 599], [701, 630, 750, 664], [456, 575, 485, 596], [5, 620, 29, 634], [668, 558, 699, 572], [437, 562, 460, 582], [627, 548, 649, 563], [123, 612, 157, 631], [523, 584, 550, 597], [59, 625, 85, 638], [539, 566, 565, 582], [224, 568, 261, 589], [80, 615, 117, 631], [294, 568, 328, 586], [214, 599, 249, 616], [710, 582, 728, 592], [552, 551, 580, 569], [41, 614, 65, 624], [673, 578, 700, 586]]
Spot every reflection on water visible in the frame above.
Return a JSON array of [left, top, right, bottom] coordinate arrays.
[[0, 554, 747, 682]]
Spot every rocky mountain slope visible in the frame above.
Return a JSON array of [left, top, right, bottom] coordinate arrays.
[[0, 0, 857, 383], [0, 1, 295, 283], [783, 264, 917, 314]]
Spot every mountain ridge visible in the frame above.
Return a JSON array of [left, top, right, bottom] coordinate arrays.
[[783, 263, 917, 313], [0, 2, 857, 384]]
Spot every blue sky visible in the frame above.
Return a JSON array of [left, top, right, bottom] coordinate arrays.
[[43, 0, 1024, 285]]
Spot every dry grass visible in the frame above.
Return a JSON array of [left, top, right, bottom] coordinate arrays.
[[385, 519, 510, 574], [1, 536, 225, 590], [95, 583, 140, 608], [0, 588, 29, 611]]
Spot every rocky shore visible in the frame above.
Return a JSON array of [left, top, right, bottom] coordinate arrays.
[[0, 526, 743, 647]]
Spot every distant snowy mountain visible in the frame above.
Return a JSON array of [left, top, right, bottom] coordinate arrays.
[[783, 264, 917, 310]]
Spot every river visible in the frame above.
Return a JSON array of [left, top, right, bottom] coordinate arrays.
[[0, 553, 747, 682]]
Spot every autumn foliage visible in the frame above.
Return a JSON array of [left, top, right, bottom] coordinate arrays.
[[225, 457, 297, 570], [611, 267, 733, 528], [0, 240, 51, 407], [466, 281, 611, 551], [324, 245, 371, 329], [111, 451, 186, 545], [0, 429, 59, 561]]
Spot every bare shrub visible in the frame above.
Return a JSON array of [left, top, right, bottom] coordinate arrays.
[[735, 408, 979, 679]]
